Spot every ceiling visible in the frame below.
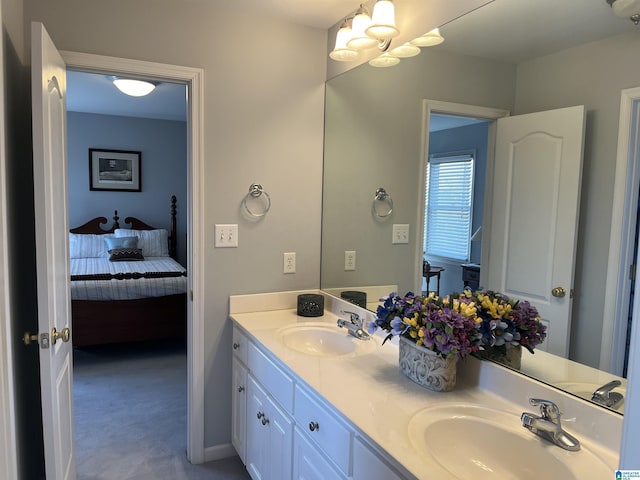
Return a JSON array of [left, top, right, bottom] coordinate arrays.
[[66, 0, 639, 122]]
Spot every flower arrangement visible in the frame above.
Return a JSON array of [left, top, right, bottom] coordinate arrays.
[[367, 291, 482, 360], [459, 289, 547, 354]]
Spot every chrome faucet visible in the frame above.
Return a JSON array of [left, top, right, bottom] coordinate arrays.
[[521, 398, 581, 451], [591, 380, 624, 409], [337, 310, 370, 340]]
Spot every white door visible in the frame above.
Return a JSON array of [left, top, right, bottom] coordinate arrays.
[[485, 105, 585, 357], [31, 22, 75, 480]]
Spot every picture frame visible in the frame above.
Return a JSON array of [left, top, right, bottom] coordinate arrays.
[[89, 148, 141, 192]]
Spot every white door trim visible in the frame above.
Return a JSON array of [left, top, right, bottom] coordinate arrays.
[[0, 3, 19, 476], [60, 50, 206, 464], [417, 100, 510, 293], [601, 86, 640, 375]]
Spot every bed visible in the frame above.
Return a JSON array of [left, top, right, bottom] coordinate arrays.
[[69, 195, 187, 346]]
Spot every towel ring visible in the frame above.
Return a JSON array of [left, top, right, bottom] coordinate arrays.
[[373, 187, 393, 218], [242, 183, 271, 217]]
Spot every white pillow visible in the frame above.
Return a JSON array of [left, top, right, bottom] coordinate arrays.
[[69, 233, 115, 258], [114, 228, 169, 257]]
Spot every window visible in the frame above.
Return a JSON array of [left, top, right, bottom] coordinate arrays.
[[424, 152, 474, 261]]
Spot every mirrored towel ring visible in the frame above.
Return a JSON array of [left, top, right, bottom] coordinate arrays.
[[243, 183, 271, 217], [373, 187, 393, 218]]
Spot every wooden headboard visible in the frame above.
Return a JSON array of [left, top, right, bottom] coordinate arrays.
[[70, 195, 178, 259]]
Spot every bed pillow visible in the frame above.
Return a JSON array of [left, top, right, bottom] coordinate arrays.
[[114, 228, 169, 257], [104, 236, 138, 251], [108, 247, 145, 262], [69, 233, 115, 258]]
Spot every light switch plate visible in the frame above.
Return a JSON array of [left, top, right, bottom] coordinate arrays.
[[215, 224, 238, 247], [392, 224, 410, 244], [345, 250, 356, 271]]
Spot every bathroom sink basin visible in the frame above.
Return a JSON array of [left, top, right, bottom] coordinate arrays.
[[276, 322, 375, 357], [408, 404, 612, 479], [554, 381, 625, 411]]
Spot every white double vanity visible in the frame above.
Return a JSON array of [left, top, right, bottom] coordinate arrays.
[[230, 290, 622, 479]]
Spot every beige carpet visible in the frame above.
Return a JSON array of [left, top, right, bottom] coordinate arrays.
[[73, 341, 249, 480]]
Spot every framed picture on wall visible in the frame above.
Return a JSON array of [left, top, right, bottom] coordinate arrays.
[[89, 148, 142, 192]]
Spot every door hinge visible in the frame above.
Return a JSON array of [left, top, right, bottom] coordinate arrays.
[[190, 290, 193, 302], [630, 263, 637, 282]]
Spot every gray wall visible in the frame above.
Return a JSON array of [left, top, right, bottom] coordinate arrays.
[[25, 0, 326, 452], [67, 112, 188, 265], [514, 30, 640, 368], [322, 48, 515, 297]]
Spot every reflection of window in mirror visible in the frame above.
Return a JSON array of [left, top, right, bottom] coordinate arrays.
[[423, 151, 475, 262]]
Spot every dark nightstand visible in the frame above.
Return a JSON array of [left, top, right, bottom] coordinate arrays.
[[461, 263, 480, 290]]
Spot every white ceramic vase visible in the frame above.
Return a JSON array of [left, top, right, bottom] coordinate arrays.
[[398, 336, 457, 392]]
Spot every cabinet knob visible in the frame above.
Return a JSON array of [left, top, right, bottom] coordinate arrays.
[[233, 342, 240, 350], [309, 421, 319, 432], [237, 386, 245, 393], [257, 411, 264, 420], [261, 417, 269, 426]]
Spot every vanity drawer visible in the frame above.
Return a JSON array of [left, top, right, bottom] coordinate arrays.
[[294, 385, 352, 475], [232, 326, 249, 365], [248, 342, 294, 412]]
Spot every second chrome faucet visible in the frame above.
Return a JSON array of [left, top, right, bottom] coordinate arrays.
[[521, 398, 581, 451], [337, 310, 370, 341]]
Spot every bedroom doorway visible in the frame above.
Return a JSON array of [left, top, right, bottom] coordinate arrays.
[[61, 51, 206, 469], [66, 70, 190, 477]]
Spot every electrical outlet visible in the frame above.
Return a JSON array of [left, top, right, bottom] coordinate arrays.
[[345, 250, 356, 271], [392, 224, 410, 244], [214, 224, 238, 247], [283, 252, 296, 274]]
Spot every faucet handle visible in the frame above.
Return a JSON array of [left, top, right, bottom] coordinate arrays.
[[529, 398, 561, 423], [340, 310, 361, 326]]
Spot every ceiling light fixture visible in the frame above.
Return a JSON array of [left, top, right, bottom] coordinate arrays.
[[111, 76, 157, 97], [606, 0, 640, 24]]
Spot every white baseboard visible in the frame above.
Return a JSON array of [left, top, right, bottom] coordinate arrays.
[[203, 443, 238, 463]]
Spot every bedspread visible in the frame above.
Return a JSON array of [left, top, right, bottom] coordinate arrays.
[[70, 256, 187, 301]]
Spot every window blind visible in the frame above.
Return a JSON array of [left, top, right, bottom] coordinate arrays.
[[424, 153, 474, 261]]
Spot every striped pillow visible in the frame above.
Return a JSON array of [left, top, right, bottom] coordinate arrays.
[[114, 229, 169, 257], [69, 233, 115, 258]]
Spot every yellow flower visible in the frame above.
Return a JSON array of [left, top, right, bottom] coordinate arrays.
[[410, 330, 417, 339]]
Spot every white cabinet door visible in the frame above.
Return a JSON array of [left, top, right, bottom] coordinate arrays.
[[246, 374, 293, 480], [232, 356, 248, 464], [293, 428, 345, 480], [264, 394, 293, 480], [247, 375, 269, 480]]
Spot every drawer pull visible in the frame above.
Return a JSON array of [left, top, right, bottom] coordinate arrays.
[[309, 421, 320, 432], [233, 342, 240, 350], [237, 386, 245, 393]]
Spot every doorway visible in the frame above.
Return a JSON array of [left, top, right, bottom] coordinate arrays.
[[61, 50, 206, 465], [66, 69, 189, 476]]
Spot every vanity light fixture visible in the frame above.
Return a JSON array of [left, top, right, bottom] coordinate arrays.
[[329, 18, 360, 61], [410, 28, 445, 47], [368, 52, 401, 68], [111, 76, 157, 97], [606, 0, 640, 24], [330, 1, 399, 62]]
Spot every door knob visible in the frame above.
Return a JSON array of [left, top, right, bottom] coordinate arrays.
[[22, 332, 39, 345], [51, 327, 70, 345], [551, 286, 566, 298]]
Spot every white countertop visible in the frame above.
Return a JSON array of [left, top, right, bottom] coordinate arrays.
[[230, 290, 621, 479]]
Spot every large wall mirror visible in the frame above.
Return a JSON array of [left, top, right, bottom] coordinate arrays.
[[321, 0, 640, 414]]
